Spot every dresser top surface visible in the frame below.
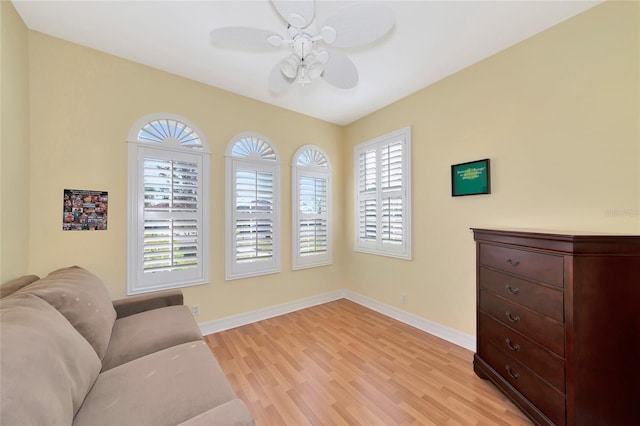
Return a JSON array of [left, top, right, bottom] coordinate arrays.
[[471, 228, 640, 255], [472, 228, 640, 239]]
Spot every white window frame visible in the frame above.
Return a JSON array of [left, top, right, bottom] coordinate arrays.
[[126, 113, 210, 295], [225, 132, 281, 280], [292, 145, 332, 270], [354, 126, 412, 260]]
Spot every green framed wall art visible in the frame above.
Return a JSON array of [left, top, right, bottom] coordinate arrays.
[[451, 159, 491, 197]]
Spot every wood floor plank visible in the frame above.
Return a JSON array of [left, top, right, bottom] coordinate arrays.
[[204, 299, 533, 425]]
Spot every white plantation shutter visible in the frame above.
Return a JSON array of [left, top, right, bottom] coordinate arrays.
[[127, 114, 210, 295], [381, 142, 404, 246], [360, 149, 377, 191], [300, 218, 327, 254], [143, 157, 199, 273], [226, 134, 280, 279], [298, 176, 327, 255], [292, 145, 332, 269], [354, 127, 411, 259], [235, 168, 274, 263], [359, 198, 377, 242], [358, 148, 377, 243]]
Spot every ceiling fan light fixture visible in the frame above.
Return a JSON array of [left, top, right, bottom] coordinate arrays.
[[267, 34, 283, 47], [280, 54, 301, 79], [315, 50, 329, 64], [320, 26, 337, 44], [288, 12, 308, 29]]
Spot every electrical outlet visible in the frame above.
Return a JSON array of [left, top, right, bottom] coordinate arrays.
[[401, 293, 407, 305], [191, 304, 200, 316]]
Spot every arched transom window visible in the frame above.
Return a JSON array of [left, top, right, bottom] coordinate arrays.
[[136, 118, 204, 149], [292, 145, 332, 270], [127, 113, 210, 294], [225, 133, 281, 280]]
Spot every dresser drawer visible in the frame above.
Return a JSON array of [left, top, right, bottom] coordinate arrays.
[[480, 267, 564, 322], [482, 342, 566, 426], [480, 244, 564, 287], [479, 313, 565, 392], [480, 290, 564, 356]]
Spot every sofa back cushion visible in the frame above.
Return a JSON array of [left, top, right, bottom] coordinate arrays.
[[0, 293, 102, 425], [18, 266, 117, 359]]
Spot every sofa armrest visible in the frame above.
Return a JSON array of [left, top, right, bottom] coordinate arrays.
[[1, 275, 40, 298], [112, 289, 184, 319]]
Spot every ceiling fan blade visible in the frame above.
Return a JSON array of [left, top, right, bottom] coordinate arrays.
[[321, 3, 394, 48], [210, 27, 281, 50], [321, 50, 358, 89], [269, 61, 295, 93], [272, 0, 314, 29]]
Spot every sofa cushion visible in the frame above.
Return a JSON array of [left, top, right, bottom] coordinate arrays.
[[101, 304, 203, 371], [73, 341, 240, 426], [0, 293, 102, 426], [0, 274, 40, 298], [177, 400, 254, 426], [19, 266, 117, 359]]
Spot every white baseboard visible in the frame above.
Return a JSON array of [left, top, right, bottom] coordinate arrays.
[[342, 291, 476, 352], [198, 290, 346, 336], [198, 289, 476, 352]]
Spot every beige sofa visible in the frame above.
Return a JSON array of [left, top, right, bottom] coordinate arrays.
[[0, 266, 254, 426]]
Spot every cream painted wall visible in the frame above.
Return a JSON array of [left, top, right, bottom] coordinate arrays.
[[637, 2, 640, 233], [4, 1, 639, 340], [26, 31, 345, 321], [343, 1, 640, 336], [0, 0, 30, 283]]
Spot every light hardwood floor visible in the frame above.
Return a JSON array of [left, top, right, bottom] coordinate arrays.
[[204, 299, 533, 426]]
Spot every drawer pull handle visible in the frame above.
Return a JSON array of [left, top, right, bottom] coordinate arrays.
[[505, 364, 521, 379], [504, 284, 520, 295], [506, 258, 521, 267], [505, 338, 521, 351], [505, 311, 520, 323]]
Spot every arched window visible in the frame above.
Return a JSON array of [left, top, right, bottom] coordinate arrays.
[[225, 133, 280, 280], [127, 114, 210, 294], [292, 145, 332, 269]]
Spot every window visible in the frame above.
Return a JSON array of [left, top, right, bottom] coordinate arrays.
[[292, 145, 332, 270], [225, 133, 280, 279], [354, 126, 412, 259], [127, 114, 210, 294]]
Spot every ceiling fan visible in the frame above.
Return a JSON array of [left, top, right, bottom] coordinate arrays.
[[209, 0, 394, 93]]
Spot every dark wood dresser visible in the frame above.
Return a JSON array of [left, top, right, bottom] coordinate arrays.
[[472, 228, 640, 426]]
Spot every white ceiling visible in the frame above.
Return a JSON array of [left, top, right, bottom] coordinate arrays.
[[12, 0, 601, 126]]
